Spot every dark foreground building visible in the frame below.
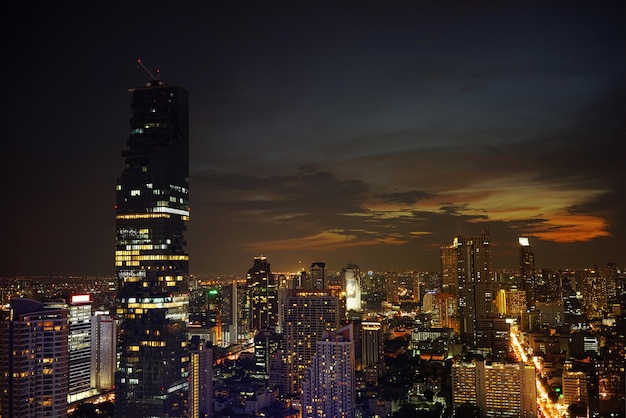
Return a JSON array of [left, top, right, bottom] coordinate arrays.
[[114, 66, 190, 417]]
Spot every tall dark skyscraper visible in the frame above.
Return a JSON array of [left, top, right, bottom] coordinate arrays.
[[246, 255, 278, 332], [453, 232, 493, 345], [519, 237, 536, 311], [114, 66, 190, 417]]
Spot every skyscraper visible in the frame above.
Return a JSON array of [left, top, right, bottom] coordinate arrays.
[[91, 311, 116, 391], [0, 299, 69, 418], [67, 294, 94, 403], [301, 324, 356, 418], [188, 337, 213, 418], [114, 66, 190, 417], [310, 262, 326, 290], [247, 256, 278, 332], [519, 237, 536, 311], [281, 291, 340, 396], [452, 233, 493, 345]]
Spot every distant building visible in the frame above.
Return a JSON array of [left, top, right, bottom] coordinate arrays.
[[189, 337, 213, 418], [310, 262, 326, 290], [67, 294, 94, 403], [440, 244, 458, 298], [247, 256, 278, 332], [344, 265, 361, 311], [519, 237, 536, 311], [475, 317, 510, 358], [0, 299, 69, 418], [91, 311, 116, 391], [452, 359, 537, 417], [360, 320, 384, 370], [281, 291, 340, 395], [449, 232, 494, 345], [253, 328, 282, 380], [301, 324, 356, 418], [562, 362, 588, 409]]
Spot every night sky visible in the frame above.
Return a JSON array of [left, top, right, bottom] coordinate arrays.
[[3, 1, 624, 277]]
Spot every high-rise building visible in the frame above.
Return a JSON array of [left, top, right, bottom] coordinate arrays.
[[252, 328, 282, 380], [519, 237, 536, 311], [440, 244, 458, 297], [344, 265, 361, 312], [452, 359, 537, 417], [91, 311, 116, 391], [67, 294, 94, 403], [301, 324, 356, 418], [452, 232, 493, 345], [114, 68, 190, 417], [247, 256, 278, 332], [310, 262, 326, 290], [281, 291, 340, 396], [0, 299, 69, 418], [189, 337, 213, 418], [562, 361, 588, 409], [360, 320, 383, 369]]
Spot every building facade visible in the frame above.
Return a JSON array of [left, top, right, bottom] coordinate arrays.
[[301, 324, 355, 418], [0, 299, 69, 418], [452, 359, 537, 417], [247, 256, 278, 332], [67, 294, 94, 403], [114, 71, 191, 417], [281, 291, 340, 396], [453, 233, 494, 345], [519, 237, 536, 311], [91, 311, 116, 391]]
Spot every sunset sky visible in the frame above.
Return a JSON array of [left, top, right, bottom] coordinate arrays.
[[3, 1, 624, 277]]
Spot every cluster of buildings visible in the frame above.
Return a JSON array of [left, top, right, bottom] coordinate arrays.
[[0, 70, 624, 418]]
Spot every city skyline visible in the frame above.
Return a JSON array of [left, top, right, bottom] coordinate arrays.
[[3, 1, 624, 277]]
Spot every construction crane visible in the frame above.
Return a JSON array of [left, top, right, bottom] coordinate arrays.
[[136, 58, 162, 83]]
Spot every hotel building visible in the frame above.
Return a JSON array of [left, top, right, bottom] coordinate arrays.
[[452, 359, 537, 417]]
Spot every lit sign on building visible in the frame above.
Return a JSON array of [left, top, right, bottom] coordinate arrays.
[[71, 294, 91, 304]]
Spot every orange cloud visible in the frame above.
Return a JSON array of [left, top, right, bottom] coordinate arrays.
[[524, 214, 610, 242]]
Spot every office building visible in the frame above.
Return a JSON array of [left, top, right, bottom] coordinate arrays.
[[114, 67, 190, 417], [0, 299, 69, 418], [451, 233, 494, 345], [562, 362, 588, 409], [452, 359, 537, 417], [189, 337, 213, 418], [310, 261, 326, 290], [253, 328, 282, 381], [281, 291, 340, 395], [360, 320, 383, 369], [301, 324, 356, 418], [247, 256, 278, 332], [519, 237, 536, 311], [440, 244, 458, 297], [67, 294, 94, 403], [344, 265, 361, 312], [91, 311, 116, 391]]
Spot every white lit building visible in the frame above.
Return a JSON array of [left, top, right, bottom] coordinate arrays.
[[90, 311, 116, 391], [301, 324, 355, 418]]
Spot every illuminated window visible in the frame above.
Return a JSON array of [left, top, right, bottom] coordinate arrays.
[[130, 189, 141, 197]]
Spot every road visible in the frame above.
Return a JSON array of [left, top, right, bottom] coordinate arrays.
[[510, 326, 565, 418]]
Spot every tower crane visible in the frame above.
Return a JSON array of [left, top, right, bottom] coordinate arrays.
[[136, 59, 161, 82]]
